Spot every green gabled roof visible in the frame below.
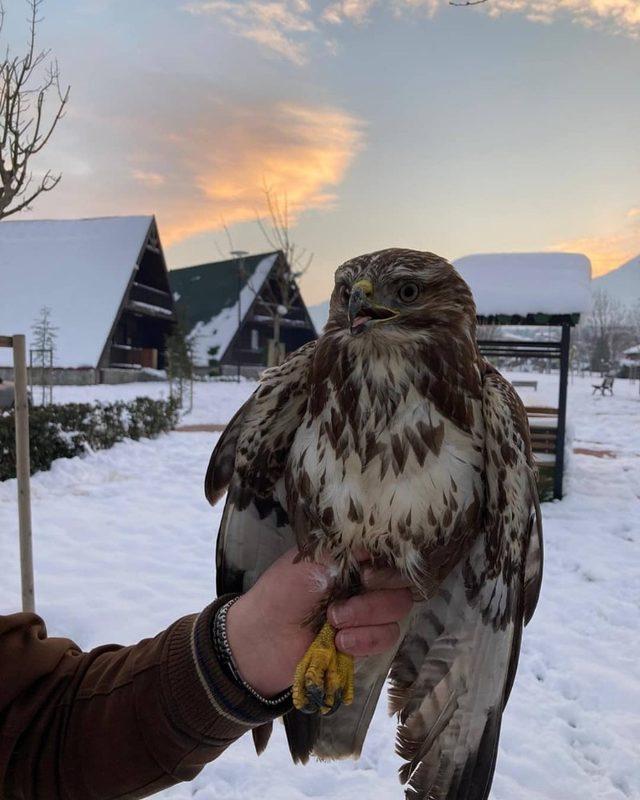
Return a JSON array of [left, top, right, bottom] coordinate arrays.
[[168, 251, 279, 332]]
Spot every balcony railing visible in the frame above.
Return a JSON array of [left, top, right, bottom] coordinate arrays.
[[129, 282, 173, 311]]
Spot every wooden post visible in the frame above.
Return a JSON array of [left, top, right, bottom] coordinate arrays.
[[554, 323, 571, 501], [12, 335, 35, 613]]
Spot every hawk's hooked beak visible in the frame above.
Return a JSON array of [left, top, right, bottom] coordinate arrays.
[[348, 278, 398, 335]]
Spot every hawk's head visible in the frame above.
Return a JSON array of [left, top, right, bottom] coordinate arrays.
[[325, 248, 476, 340]]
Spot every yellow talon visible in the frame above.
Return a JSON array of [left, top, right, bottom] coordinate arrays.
[[292, 621, 354, 715]]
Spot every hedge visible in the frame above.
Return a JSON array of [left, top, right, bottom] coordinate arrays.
[[0, 396, 180, 481]]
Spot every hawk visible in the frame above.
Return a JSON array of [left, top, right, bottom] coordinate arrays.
[[206, 248, 543, 799]]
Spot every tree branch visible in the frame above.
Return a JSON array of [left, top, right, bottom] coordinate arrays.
[[0, 0, 69, 220]]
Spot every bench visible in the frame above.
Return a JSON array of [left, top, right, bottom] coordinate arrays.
[[592, 376, 614, 396], [526, 408, 557, 501], [512, 379, 538, 391]]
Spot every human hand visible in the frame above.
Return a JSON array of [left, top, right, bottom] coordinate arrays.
[[226, 548, 414, 698]]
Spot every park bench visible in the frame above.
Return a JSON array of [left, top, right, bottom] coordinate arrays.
[[526, 408, 558, 500], [512, 379, 538, 391], [592, 376, 614, 396]]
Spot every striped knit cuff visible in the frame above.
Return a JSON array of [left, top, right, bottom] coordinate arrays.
[[162, 598, 292, 742]]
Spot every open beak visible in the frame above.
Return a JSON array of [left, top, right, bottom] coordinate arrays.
[[348, 280, 398, 335], [348, 286, 370, 334]]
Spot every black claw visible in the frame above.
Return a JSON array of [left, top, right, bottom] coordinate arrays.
[[306, 684, 326, 709], [323, 690, 343, 717], [298, 703, 320, 715]]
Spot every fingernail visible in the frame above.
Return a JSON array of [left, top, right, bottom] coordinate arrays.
[[337, 630, 355, 653], [329, 601, 351, 627]]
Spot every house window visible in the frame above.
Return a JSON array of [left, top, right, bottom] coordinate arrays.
[[251, 329, 259, 351]]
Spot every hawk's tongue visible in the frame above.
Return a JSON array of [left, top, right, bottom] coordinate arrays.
[[352, 315, 371, 328]]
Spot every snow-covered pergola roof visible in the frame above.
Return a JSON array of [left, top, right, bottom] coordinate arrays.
[[453, 252, 592, 319], [0, 216, 153, 368]]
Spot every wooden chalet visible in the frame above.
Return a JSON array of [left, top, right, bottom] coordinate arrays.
[[0, 216, 176, 383], [169, 251, 317, 375]]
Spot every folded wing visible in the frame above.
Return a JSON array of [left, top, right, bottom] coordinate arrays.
[[389, 365, 543, 800]]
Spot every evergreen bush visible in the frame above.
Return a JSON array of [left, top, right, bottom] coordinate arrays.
[[0, 396, 180, 481]]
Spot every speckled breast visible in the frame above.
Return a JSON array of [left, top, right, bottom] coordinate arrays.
[[286, 365, 485, 581]]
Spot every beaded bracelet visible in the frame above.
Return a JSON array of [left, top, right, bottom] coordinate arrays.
[[212, 597, 292, 708]]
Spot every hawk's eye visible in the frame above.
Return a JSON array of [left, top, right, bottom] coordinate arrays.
[[340, 285, 350, 305], [398, 282, 419, 304]]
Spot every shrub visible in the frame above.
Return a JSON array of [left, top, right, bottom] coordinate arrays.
[[0, 396, 180, 481]]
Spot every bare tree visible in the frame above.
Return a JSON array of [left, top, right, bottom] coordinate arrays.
[[30, 304, 56, 404], [0, 0, 69, 220], [628, 299, 640, 343], [253, 183, 314, 365], [580, 288, 635, 373]]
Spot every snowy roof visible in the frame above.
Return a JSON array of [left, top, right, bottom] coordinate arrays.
[[453, 252, 592, 318], [169, 252, 279, 366], [0, 216, 153, 368], [623, 344, 640, 356]]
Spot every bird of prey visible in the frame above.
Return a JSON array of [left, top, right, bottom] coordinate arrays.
[[206, 248, 543, 800]]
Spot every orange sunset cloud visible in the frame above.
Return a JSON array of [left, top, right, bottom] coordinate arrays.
[[30, 86, 364, 250], [156, 102, 364, 245], [549, 207, 640, 276]]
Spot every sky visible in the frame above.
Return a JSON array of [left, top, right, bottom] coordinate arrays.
[[3, 0, 640, 304]]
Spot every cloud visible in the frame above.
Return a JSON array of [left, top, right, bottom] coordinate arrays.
[[33, 78, 364, 250], [184, 0, 640, 64], [132, 170, 166, 187], [484, 0, 640, 38], [322, 0, 378, 25], [157, 100, 365, 244], [184, 0, 316, 64], [549, 206, 640, 276]]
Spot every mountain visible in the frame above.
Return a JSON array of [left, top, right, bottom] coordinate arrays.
[[308, 299, 330, 331], [593, 254, 640, 308]]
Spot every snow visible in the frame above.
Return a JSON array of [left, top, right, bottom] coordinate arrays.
[[453, 253, 592, 317], [129, 300, 174, 316], [1, 372, 639, 800], [190, 254, 278, 366], [0, 216, 153, 369]]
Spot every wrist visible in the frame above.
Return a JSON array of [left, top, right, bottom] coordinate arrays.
[[226, 593, 296, 697]]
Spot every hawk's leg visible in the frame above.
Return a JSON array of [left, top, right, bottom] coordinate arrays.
[[292, 621, 354, 715]]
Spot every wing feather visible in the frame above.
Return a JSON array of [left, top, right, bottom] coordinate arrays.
[[208, 342, 317, 594], [208, 344, 333, 758], [390, 364, 543, 800]]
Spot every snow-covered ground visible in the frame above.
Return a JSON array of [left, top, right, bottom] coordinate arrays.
[[1, 373, 639, 799]]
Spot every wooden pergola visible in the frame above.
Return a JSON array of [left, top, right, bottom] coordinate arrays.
[[455, 253, 592, 501]]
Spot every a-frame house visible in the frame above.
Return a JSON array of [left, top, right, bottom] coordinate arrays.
[[0, 216, 176, 382], [169, 251, 317, 374]]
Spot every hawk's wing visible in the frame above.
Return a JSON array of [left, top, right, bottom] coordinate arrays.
[[389, 365, 543, 800], [205, 342, 316, 596]]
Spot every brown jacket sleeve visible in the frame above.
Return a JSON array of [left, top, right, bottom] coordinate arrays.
[[0, 599, 291, 800]]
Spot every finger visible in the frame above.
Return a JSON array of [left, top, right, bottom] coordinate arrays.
[[360, 566, 413, 591], [327, 588, 414, 629], [336, 622, 401, 657]]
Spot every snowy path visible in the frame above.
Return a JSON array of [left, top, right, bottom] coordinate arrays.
[[1, 375, 639, 799]]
